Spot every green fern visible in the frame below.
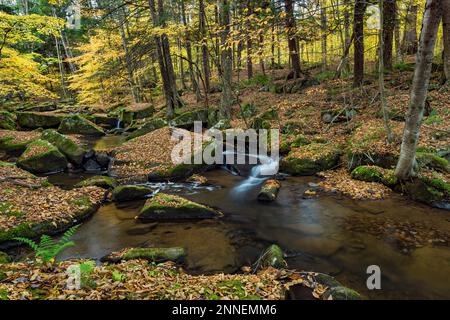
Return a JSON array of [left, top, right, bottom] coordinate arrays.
[[14, 225, 80, 263]]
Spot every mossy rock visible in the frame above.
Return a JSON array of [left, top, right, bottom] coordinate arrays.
[[17, 139, 67, 174], [58, 114, 105, 136], [398, 176, 449, 209], [351, 165, 398, 187], [75, 175, 118, 189], [16, 112, 65, 129], [170, 109, 209, 129], [120, 105, 155, 124], [126, 118, 167, 140], [322, 286, 361, 300], [0, 136, 37, 154], [90, 114, 118, 128], [290, 135, 310, 148], [148, 163, 207, 182], [257, 179, 281, 202], [280, 143, 341, 175], [0, 251, 11, 264], [416, 152, 449, 173], [0, 111, 17, 130], [112, 185, 153, 202], [101, 247, 185, 263], [138, 193, 222, 221], [0, 200, 99, 247], [41, 129, 86, 165], [261, 244, 286, 269]]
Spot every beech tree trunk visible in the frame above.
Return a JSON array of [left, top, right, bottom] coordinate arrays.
[[285, 0, 302, 78], [321, 1, 327, 71], [219, 0, 233, 118], [442, 0, 450, 83], [383, 0, 396, 70], [199, 0, 211, 93], [353, 0, 367, 86], [395, 0, 442, 179], [402, 2, 418, 55]]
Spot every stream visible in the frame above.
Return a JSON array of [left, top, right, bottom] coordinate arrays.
[[21, 135, 450, 299]]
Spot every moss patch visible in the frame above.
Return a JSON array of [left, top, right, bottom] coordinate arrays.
[[75, 176, 118, 189]]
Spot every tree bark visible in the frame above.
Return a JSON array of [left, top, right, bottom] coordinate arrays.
[[442, 0, 450, 83], [219, 0, 233, 118], [321, 0, 327, 71], [353, 0, 367, 86], [199, 0, 211, 93], [383, 0, 396, 70], [402, 2, 418, 55], [395, 0, 442, 179], [285, 0, 301, 78]]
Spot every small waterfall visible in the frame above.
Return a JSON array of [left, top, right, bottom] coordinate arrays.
[[115, 119, 122, 130], [228, 152, 279, 195]]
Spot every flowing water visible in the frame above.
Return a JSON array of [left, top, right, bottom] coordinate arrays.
[[24, 137, 450, 299]]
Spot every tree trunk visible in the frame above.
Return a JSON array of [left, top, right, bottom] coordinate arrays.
[[395, 0, 442, 179], [353, 0, 367, 86], [402, 2, 418, 55], [148, 0, 183, 118], [394, 1, 402, 63], [383, 0, 396, 70], [199, 0, 211, 93], [285, 0, 301, 78], [219, 0, 233, 119], [442, 0, 450, 83], [321, 1, 327, 71]]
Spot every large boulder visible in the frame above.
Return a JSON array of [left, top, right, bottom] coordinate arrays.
[[17, 139, 67, 174], [0, 111, 17, 130], [126, 118, 167, 140], [120, 104, 155, 124], [17, 112, 65, 129], [0, 130, 40, 154], [170, 109, 208, 129], [58, 114, 105, 135], [112, 185, 153, 202], [101, 247, 185, 263], [41, 129, 86, 165], [280, 143, 341, 175], [138, 193, 222, 221], [75, 175, 118, 189]]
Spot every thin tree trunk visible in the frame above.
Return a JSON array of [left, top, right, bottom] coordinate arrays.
[[395, 0, 442, 179], [442, 0, 450, 83], [219, 0, 233, 118], [119, 10, 139, 103], [199, 0, 211, 93], [321, 1, 327, 71], [394, 1, 402, 63], [353, 0, 367, 86]]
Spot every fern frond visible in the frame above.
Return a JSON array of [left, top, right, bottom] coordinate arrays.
[[59, 224, 80, 245], [13, 237, 39, 252]]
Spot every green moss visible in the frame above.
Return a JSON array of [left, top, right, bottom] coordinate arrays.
[[58, 114, 105, 135], [17, 139, 67, 174], [41, 129, 86, 165], [112, 185, 152, 202], [0, 202, 24, 218], [75, 175, 118, 189], [351, 165, 398, 187], [122, 247, 185, 262], [16, 112, 64, 129], [0, 251, 11, 264], [126, 118, 167, 140], [261, 244, 286, 269], [290, 135, 310, 148], [0, 136, 35, 153], [0, 288, 8, 300], [416, 152, 449, 172], [0, 111, 17, 130]]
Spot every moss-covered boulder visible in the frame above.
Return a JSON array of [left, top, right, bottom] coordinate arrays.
[[112, 185, 153, 202], [322, 286, 361, 300], [261, 244, 286, 268], [351, 165, 398, 187], [58, 115, 105, 136], [41, 129, 86, 165], [147, 163, 206, 182], [258, 179, 281, 202], [120, 104, 155, 124], [101, 247, 185, 263], [138, 193, 222, 221], [399, 174, 449, 209], [0, 111, 17, 130], [75, 176, 118, 189], [416, 152, 449, 173], [170, 109, 208, 129], [17, 140, 67, 174], [280, 143, 341, 175], [0, 133, 39, 154], [126, 118, 167, 140], [250, 108, 279, 129], [16, 112, 65, 129], [0, 251, 11, 264]]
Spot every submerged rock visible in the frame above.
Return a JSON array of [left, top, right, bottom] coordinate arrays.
[[257, 179, 281, 202], [112, 185, 153, 202], [260, 244, 286, 269], [58, 115, 105, 136], [101, 247, 185, 263], [16, 112, 65, 129], [41, 129, 86, 165], [0, 111, 17, 130], [280, 143, 340, 175], [138, 193, 222, 221], [75, 175, 118, 189], [17, 139, 67, 174]]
